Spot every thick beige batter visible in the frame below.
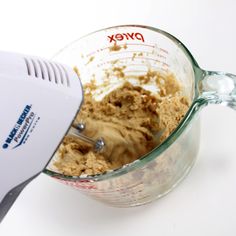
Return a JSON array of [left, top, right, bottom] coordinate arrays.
[[54, 72, 189, 176]]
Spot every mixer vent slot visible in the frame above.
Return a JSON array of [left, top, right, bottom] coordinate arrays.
[[24, 57, 70, 87]]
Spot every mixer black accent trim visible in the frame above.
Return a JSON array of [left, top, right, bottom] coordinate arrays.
[[0, 174, 39, 223]]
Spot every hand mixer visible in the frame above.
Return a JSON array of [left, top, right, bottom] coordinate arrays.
[[0, 51, 105, 222]]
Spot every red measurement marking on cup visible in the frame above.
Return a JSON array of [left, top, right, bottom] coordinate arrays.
[[85, 43, 156, 58], [125, 43, 155, 48], [124, 69, 161, 74], [108, 50, 167, 60], [161, 68, 169, 73], [85, 44, 169, 68], [55, 177, 97, 190], [96, 56, 165, 67], [162, 62, 169, 67], [159, 48, 169, 54], [110, 50, 149, 55]]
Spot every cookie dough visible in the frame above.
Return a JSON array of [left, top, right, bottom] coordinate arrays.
[[54, 72, 189, 176]]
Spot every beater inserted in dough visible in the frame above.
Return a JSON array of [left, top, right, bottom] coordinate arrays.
[[68, 123, 105, 152]]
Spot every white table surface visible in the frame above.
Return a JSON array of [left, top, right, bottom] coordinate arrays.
[[0, 0, 236, 235]]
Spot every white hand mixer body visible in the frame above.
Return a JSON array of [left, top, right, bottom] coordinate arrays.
[[0, 51, 84, 222]]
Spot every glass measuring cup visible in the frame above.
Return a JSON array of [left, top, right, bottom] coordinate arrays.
[[44, 25, 236, 207]]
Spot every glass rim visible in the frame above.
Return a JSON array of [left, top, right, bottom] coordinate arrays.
[[44, 24, 203, 181]]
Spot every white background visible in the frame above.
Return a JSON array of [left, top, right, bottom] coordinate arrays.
[[0, 0, 236, 235]]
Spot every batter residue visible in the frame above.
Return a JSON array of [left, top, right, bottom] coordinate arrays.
[[54, 71, 189, 176]]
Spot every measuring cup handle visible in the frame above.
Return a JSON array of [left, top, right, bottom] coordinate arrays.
[[198, 70, 236, 110]]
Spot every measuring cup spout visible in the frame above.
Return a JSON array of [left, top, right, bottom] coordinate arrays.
[[198, 69, 236, 110]]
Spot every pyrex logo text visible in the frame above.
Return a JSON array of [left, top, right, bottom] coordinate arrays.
[[108, 32, 145, 43]]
